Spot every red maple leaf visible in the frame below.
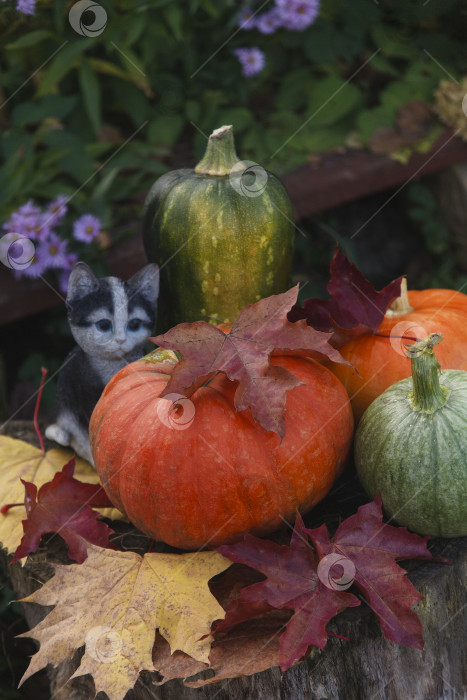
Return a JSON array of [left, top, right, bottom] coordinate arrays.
[[12, 457, 115, 564], [216, 497, 445, 670], [151, 285, 347, 437], [305, 495, 442, 648], [288, 248, 403, 346], [216, 515, 360, 670]]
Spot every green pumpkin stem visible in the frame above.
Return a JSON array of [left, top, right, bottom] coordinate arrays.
[[194, 125, 239, 176], [407, 333, 450, 413]]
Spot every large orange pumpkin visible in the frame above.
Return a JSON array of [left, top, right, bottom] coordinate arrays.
[[90, 348, 353, 550], [330, 283, 467, 422]]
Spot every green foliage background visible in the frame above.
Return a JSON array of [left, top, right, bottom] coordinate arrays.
[[1, 0, 466, 232]]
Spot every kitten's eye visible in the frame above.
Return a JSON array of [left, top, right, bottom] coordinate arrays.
[[128, 319, 142, 332], [95, 319, 112, 332]]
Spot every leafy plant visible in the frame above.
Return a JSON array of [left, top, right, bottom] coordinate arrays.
[[0, 0, 466, 241]]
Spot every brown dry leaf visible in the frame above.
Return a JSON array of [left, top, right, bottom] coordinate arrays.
[[0, 435, 122, 555], [19, 544, 231, 700], [152, 611, 296, 687], [153, 564, 315, 687]]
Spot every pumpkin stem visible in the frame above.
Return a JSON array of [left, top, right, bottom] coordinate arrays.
[[407, 333, 450, 413], [194, 125, 240, 176], [385, 278, 414, 317]]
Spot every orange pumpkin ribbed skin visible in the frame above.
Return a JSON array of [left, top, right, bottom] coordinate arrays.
[[330, 289, 467, 422], [90, 352, 353, 550]]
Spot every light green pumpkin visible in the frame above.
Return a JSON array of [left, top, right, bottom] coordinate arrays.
[[355, 333, 467, 537], [142, 125, 294, 331]]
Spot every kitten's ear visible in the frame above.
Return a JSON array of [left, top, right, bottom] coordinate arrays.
[[67, 262, 99, 300], [128, 263, 160, 301]]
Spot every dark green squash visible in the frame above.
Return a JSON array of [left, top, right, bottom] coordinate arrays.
[[355, 333, 467, 537], [142, 125, 294, 330]]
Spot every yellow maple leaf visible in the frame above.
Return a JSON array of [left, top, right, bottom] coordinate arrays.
[[19, 544, 231, 700], [0, 435, 123, 555]]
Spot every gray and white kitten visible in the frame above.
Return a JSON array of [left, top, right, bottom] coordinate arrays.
[[45, 262, 159, 465]]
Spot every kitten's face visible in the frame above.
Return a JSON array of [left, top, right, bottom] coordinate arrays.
[[66, 263, 159, 360]]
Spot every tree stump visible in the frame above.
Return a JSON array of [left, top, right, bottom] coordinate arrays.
[[1, 421, 466, 700]]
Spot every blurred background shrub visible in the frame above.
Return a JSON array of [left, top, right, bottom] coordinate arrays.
[[1, 0, 466, 236]]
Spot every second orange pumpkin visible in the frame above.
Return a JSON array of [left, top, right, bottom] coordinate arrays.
[[330, 285, 467, 422]]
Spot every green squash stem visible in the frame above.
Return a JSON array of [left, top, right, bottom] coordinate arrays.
[[194, 125, 239, 176], [407, 333, 451, 413]]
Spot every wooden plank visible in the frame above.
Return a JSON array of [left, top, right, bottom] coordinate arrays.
[[282, 129, 467, 219], [2, 129, 467, 326]]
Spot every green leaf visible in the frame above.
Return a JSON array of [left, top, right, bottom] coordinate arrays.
[[370, 54, 399, 77], [371, 24, 417, 59], [36, 41, 90, 97], [356, 106, 395, 143], [303, 19, 339, 64], [276, 69, 312, 112], [164, 4, 184, 41], [215, 108, 253, 133], [147, 114, 184, 147], [6, 30, 57, 49], [306, 75, 363, 128], [78, 59, 101, 135], [88, 58, 131, 81]]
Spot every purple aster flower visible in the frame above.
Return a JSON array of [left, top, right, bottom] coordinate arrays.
[[16, 0, 36, 14], [45, 195, 69, 226], [256, 9, 282, 34], [2, 200, 45, 239], [237, 7, 256, 30], [233, 47, 265, 77], [39, 232, 68, 269], [58, 252, 79, 294], [276, 0, 320, 30], [17, 200, 41, 218], [4, 214, 41, 240], [73, 214, 102, 243], [17, 244, 50, 279]]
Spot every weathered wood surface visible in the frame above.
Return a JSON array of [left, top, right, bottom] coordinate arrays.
[[1, 421, 466, 700], [2, 129, 467, 327]]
